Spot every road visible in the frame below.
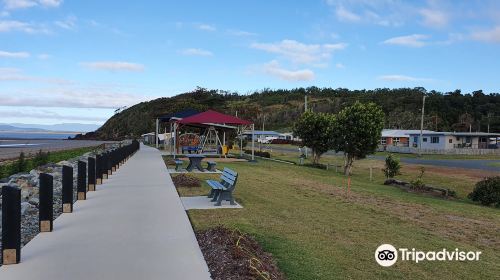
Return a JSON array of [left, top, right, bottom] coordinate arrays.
[[0, 139, 114, 160], [266, 145, 500, 172]]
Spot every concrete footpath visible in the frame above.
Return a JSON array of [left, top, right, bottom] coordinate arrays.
[[0, 144, 211, 280]]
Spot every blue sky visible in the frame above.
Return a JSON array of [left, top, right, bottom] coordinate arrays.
[[0, 0, 499, 126]]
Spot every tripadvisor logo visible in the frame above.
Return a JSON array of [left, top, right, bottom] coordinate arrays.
[[375, 244, 482, 267]]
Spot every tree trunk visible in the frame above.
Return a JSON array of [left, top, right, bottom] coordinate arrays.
[[312, 150, 321, 164], [343, 154, 354, 175]]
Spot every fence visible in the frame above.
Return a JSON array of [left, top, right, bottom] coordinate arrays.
[[379, 145, 500, 155], [1, 140, 139, 265]]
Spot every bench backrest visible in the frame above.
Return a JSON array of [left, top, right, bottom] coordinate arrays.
[[220, 167, 238, 190]]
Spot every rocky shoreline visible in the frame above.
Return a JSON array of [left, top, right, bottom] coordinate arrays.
[[0, 144, 121, 265]]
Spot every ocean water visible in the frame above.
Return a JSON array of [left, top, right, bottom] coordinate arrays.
[[0, 132, 77, 140]]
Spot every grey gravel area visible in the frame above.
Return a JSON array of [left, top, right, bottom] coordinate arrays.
[[0, 143, 122, 266]]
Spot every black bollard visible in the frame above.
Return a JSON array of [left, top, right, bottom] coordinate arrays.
[[39, 173, 53, 232], [95, 154, 102, 185], [88, 157, 96, 191], [102, 153, 108, 180], [77, 161, 87, 200], [87, 157, 96, 192], [1, 186, 21, 265], [62, 165, 73, 213]]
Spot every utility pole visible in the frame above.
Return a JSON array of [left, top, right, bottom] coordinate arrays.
[[487, 113, 492, 133], [304, 95, 308, 112], [418, 95, 426, 156]]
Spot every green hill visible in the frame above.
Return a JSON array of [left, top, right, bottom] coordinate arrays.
[[77, 87, 500, 140]]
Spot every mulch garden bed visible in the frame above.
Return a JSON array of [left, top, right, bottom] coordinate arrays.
[[196, 226, 286, 280], [172, 174, 201, 188]]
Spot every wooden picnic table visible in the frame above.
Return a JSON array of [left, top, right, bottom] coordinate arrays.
[[186, 154, 205, 172]]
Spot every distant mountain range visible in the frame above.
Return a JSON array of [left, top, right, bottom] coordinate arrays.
[[0, 123, 101, 133]]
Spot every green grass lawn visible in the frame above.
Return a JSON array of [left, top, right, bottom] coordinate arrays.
[[167, 157, 500, 280], [256, 143, 500, 160], [265, 151, 497, 199]]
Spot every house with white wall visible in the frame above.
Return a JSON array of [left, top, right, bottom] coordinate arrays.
[[408, 132, 500, 150]]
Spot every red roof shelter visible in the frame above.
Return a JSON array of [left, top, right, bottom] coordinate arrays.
[[159, 110, 255, 160], [179, 110, 253, 125]]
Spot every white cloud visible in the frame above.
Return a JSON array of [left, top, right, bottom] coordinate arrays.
[[419, 8, 448, 28], [0, 109, 107, 122], [2, 0, 62, 10], [55, 15, 76, 30], [0, 50, 30, 58], [0, 20, 49, 33], [196, 24, 216, 31], [336, 63, 345, 69], [470, 26, 500, 43], [81, 61, 145, 72], [0, 67, 29, 81], [335, 6, 361, 22], [0, 67, 72, 84], [251, 39, 347, 65], [0, 86, 152, 109], [38, 0, 62, 8], [378, 74, 432, 82], [327, 0, 407, 26], [262, 60, 315, 82], [382, 34, 429, 47], [227, 29, 257, 36], [37, 53, 50, 59], [179, 48, 213, 56]]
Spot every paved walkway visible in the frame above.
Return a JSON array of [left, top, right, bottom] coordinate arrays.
[[0, 145, 211, 279]]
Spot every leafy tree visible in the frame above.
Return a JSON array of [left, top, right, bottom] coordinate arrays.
[[382, 154, 401, 178], [332, 102, 385, 175], [293, 111, 335, 164]]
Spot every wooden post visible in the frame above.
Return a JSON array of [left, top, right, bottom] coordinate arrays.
[[39, 173, 53, 232], [88, 157, 96, 191], [77, 161, 87, 200], [370, 167, 373, 181], [347, 176, 351, 195], [62, 166, 73, 213], [2, 185, 21, 265]]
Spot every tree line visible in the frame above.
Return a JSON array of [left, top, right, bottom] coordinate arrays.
[[81, 87, 500, 140]]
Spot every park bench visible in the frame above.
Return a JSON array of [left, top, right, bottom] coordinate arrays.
[[206, 167, 238, 206], [174, 159, 183, 171], [206, 161, 217, 172]]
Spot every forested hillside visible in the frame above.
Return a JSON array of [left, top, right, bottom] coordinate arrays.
[[78, 87, 500, 140]]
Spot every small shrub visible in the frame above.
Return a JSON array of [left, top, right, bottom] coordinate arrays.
[[468, 177, 500, 207], [12, 152, 28, 174], [382, 154, 401, 179], [33, 149, 49, 168], [410, 167, 426, 190]]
